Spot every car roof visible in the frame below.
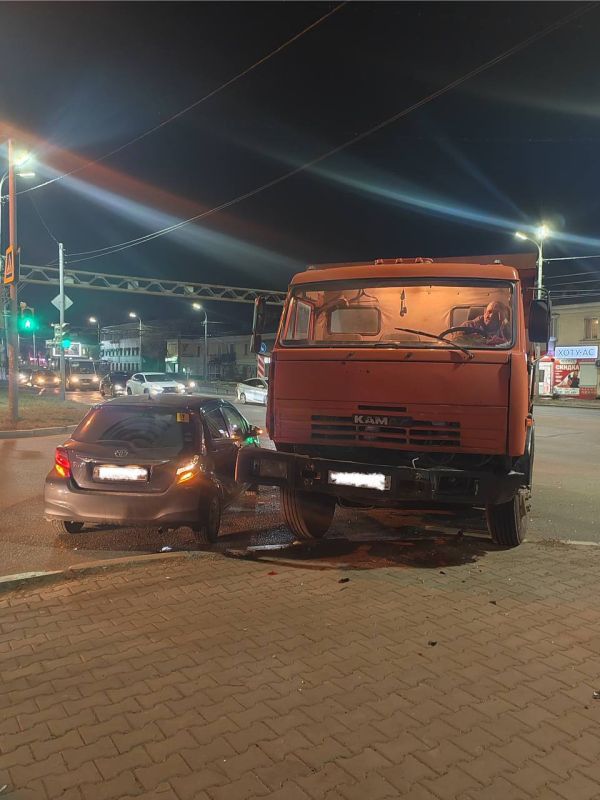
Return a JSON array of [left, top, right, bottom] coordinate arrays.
[[100, 395, 233, 410]]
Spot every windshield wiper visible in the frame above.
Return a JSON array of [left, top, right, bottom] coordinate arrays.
[[394, 327, 474, 359]]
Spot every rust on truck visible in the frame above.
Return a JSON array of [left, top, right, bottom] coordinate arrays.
[[237, 255, 550, 547]]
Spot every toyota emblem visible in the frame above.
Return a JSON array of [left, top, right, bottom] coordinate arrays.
[[114, 448, 129, 457]]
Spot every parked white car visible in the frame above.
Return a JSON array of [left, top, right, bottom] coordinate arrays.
[[126, 373, 186, 395], [236, 377, 268, 405]]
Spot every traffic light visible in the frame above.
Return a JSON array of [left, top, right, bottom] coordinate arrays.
[[53, 322, 71, 349], [60, 323, 72, 349], [18, 304, 38, 333]]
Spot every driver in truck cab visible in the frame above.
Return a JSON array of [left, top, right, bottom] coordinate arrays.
[[463, 300, 511, 345]]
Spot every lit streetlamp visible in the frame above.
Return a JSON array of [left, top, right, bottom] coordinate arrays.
[[129, 312, 142, 370], [193, 302, 208, 383], [515, 224, 551, 300]]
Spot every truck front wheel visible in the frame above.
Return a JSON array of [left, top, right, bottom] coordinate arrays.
[[486, 489, 529, 548], [281, 488, 335, 540]]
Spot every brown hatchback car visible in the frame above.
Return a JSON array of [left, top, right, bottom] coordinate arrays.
[[44, 395, 261, 541]]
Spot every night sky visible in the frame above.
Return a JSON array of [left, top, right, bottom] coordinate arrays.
[[2, 1, 600, 339]]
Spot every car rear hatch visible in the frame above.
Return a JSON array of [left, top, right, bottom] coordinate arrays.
[[67, 443, 178, 493], [66, 403, 199, 492]]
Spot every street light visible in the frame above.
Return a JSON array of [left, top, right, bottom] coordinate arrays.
[[515, 224, 551, 300], [129, 312, 142, 370], [193, 302, 208, 383], [88, 316, 100, 344]]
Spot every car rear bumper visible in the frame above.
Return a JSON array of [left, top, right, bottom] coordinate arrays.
[[44, 474, 211, 526], [236, 447, 527, 507]]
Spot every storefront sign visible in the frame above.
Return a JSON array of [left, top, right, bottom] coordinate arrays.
[[555, 345, 598, 360], [554, 360, 581, 396]]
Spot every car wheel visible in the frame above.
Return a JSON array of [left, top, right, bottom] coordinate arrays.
[[193, 495, 222, 544], [126, 387, 132, 395], [143, 388, 149, 394], [52, 520, 84, 535], [239, 392, 247, 404]]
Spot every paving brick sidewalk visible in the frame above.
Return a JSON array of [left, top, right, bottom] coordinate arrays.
[[2, 540, 600, 800]]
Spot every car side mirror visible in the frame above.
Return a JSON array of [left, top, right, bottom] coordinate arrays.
[[528, 299, 551, 344], [247, 425, 263, 439]]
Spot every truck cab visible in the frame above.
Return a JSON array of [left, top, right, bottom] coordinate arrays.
[[236, 258, 550, 547]]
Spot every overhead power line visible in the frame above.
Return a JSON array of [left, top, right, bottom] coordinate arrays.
[[28, 193, 59, 245], [63, 2, 598, 266], [18, 3, 346, 196]]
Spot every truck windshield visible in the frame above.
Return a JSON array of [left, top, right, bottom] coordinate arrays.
[[69, 362, 95, 373], [281, 280, 515, 350]]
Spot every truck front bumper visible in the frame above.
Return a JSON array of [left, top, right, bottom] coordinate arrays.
[[236, 447, 526, 507]]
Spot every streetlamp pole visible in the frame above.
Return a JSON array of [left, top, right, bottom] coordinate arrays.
[[7, 140, 19, 422], [193, 303, 208, 383], [515, 224, 550, 301], [0, 164, 34, 381], [129, 312, 142, 370]]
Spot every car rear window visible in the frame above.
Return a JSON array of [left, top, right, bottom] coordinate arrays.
[[72, 407, 197, 453]]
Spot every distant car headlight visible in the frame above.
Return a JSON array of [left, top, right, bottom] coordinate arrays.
[[71, 376, 79, 383], [188, 381, 196, 388], [36, 378, 46, 385], [176, 384, 186, 393], [150, 386, 163, 394], [114, 384, 123, 390], [53, 377, 60, 384], [92, 376, 99, 383]]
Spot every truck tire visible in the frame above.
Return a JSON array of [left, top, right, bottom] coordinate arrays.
[[281, 487, 335, 540], [486, 489, 529, 548]]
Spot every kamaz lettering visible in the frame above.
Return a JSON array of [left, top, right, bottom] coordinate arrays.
[[353, 414, 389, 426]]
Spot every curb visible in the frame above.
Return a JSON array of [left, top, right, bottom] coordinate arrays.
[[0, 425, 77, 440], [0, 550, 212, 595]]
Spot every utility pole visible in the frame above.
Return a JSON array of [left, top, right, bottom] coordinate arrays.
[[58, 242, 66, 401], [7, 140, 18, 422]]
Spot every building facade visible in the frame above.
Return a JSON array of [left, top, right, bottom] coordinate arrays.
[[539, 301, 600, 398], [165, 333, 276, 380]]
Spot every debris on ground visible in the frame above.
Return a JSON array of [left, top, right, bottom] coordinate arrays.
[[489, 600, 498, 605], [593, 690, 600, 700], [427, 640, 437, 647], [267, 570, 277, 576], [160, 546, 173, 552], [339, 577, 350, 584]]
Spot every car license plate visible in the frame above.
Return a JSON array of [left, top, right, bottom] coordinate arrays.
[[328, 470, 391, 491], [94, 465, 148, 482]]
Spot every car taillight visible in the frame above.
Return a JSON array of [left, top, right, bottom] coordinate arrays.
[[176, 455, 201, 484], [55, 447, 71, 478]]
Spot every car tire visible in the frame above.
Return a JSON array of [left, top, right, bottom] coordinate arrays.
[[52, 520, 84, 535], [281, 487, 335, 540], [239, 392, 247, 404], [193, 495, 222, 544], [143, 389, 149, 394], [486, 489, 529, 548], [126, 387, 132, 395]]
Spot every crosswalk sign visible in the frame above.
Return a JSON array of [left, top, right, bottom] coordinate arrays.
[[3, 245, 19, 285]]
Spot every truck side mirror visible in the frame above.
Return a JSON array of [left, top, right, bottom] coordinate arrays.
[[251, 297, 266, 354], [528, 299, 551, 344]]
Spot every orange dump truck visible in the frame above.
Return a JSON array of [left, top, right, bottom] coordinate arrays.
[[237, 257, 550, 547]]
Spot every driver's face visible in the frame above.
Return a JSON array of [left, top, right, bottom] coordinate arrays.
[[484, 303, 502, 324]]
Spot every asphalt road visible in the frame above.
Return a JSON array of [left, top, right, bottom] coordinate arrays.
[[0, 405, 598, 577]]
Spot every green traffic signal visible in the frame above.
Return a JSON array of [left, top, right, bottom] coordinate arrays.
[[18, 309, 39, 333], [61, 338, 72, 349]]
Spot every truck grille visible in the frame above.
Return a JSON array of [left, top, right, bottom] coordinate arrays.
[[311, 411, 460, 448]]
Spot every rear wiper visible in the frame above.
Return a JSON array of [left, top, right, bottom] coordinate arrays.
[[394, 327, 474, 359]]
